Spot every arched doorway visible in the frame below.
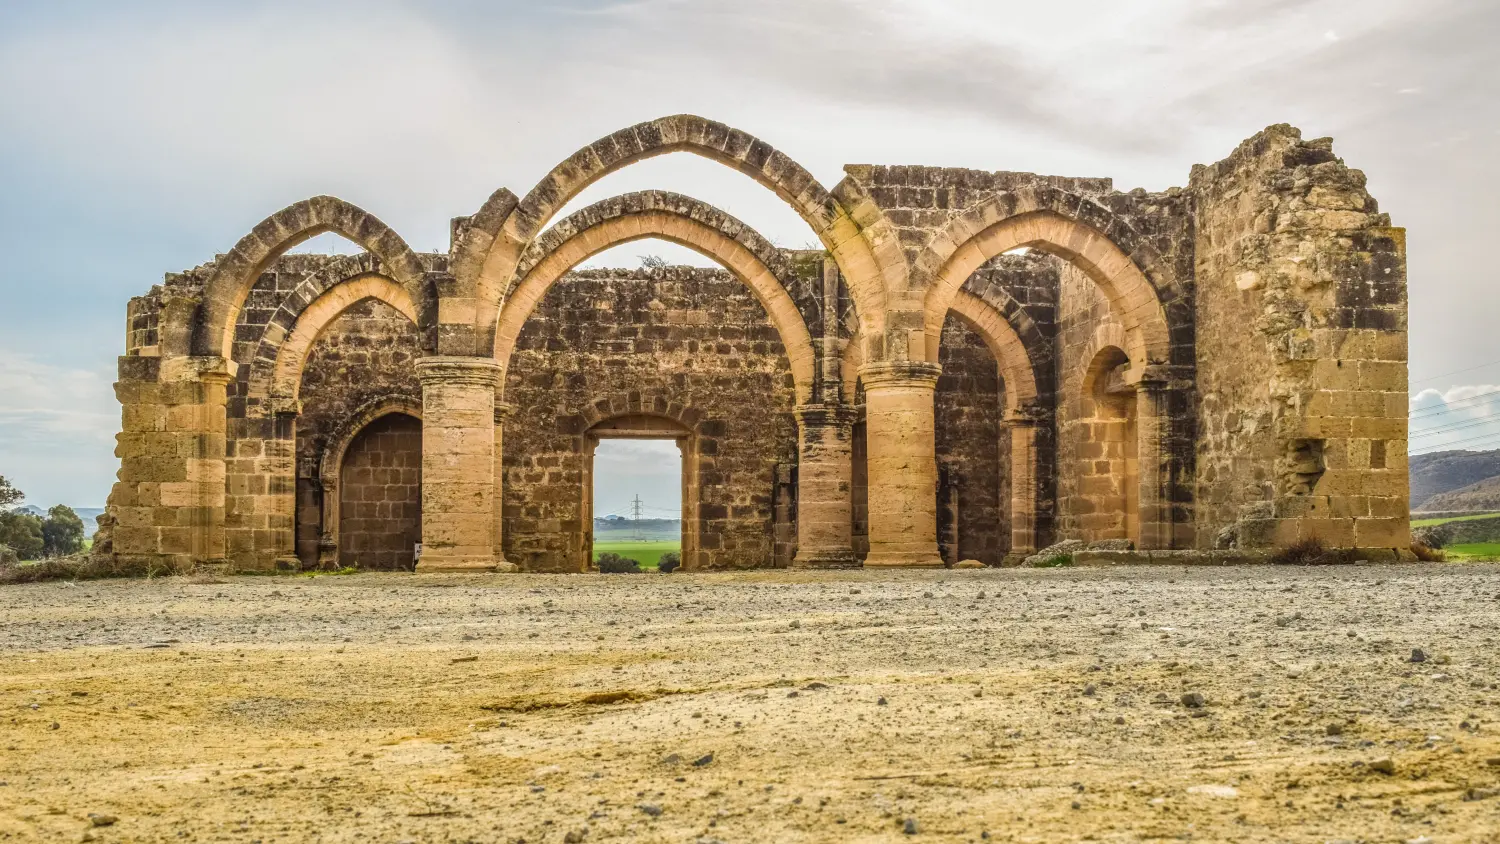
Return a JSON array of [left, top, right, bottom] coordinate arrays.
[[1077, 346, 1138, 544], [337, 412, 422, 570], [583, 414, 695, 571]]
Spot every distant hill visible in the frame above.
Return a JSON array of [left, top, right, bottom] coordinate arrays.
[[1409, 450, 1500, 510], [1420, 475, 1500, 513], [594, 517, 680, 541]]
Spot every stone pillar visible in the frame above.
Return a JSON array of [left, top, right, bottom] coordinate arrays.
[[415, 356, 503, 573], [1004, 413, 1039, 559], [859, 361, 944, 567], [267, 400, 300, 570], [1134, 379, 1170, 551], [792, 403, 859, 568], [491, 400, 516, 571], [103, 354, 232, 572]]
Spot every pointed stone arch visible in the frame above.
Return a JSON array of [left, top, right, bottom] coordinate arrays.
[[244, 274, 419, 412], [915, 188, 1184, 374], [239, 255, 413, 412], [458, 115, 891, 354], [947, 289, 1039, 416], [492, 191, 820, 404], [188, 196, 428, 360]]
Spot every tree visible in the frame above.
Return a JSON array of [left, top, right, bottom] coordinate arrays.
[[0, 475, 21, 510], [41, 505, 86, 558], [596, 552, 641, 573], [658, 551, 682, 573], [0, 511, 43, 561]]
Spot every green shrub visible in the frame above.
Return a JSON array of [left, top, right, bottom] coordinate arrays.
[[0, 510, 43, 561], [0, 552, 171, 585], [41, 505, 85, 558], [1032, 554, 1073, 568], [596, 552, 641, 574], [658, 551, 681, 573], [0, 476, 21, 510]]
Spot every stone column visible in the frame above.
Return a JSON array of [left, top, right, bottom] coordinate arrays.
[[1134, 379, 1170, 551], [415, 356, 503, 573], [266, 400, 300, 571], [104, 354, 232, 572], [859, 361, 943, 567], [792, 403, 859, 568], [491, 400, 517, 571], [1004, 413, 1039, 559]]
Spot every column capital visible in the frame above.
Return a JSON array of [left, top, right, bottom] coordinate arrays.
[[160, 354, 233, 385], [1002, 409, 1040, 428], [794, 402, 860, 427], [858, 360, 941, 390], [415, 355, 503, 386], [267, 395, 302, 418]]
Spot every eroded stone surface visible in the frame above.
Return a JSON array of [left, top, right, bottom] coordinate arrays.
[[98, 118, 1408, 572]]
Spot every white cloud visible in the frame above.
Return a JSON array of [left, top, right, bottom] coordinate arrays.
[[593, 439, 683, 516], [0, 0, 1495, 502], [0, 351, 117, 507], [1409, 384, 1500, 454]]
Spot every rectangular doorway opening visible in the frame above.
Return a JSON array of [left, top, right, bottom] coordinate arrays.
[[589, 437, 684, 572]]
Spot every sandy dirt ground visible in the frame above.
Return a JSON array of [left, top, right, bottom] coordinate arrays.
[[3, 565, 1500, 843]]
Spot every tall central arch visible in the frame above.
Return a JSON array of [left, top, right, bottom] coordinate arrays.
[[492, 191, 819, 402], [454, 115, 892, 356], [486, 190, 827, 568]]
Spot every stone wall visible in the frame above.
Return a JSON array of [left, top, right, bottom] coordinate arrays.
[[934, 317, 1005, 565], [97, 117, 1408, 573], [502, 266, 799, 571], [1189, 125, 1408, 551], [293, 299, 422, 565], [1053, 263, 1134, 542], [337, 413, 422, 570], [960, 253, 1061, 546]]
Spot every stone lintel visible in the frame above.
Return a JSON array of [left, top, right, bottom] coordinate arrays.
[[415, 355, 503, 386], [858, 360, 941, 390]]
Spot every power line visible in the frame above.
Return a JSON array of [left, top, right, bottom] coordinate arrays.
[[1408, 387, 1500, 420], [1410, 426, 1500, 453], [1410, 413, 1500, 440], [1411, 414, 1500, 439], [1409, 357, 1500, 387]]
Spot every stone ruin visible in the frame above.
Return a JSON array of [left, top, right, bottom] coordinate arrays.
[[94, 115, 1410, 573]]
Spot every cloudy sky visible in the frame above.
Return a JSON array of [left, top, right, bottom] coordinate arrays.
[[0, 0, 1495, 509]]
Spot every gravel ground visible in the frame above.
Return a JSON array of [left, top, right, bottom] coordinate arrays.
[[3, 565, 1500, 843]]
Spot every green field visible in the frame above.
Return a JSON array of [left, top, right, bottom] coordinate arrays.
[[1411, 512, 1500, 527], [592, 539, 681, 569], [1442, 542, 1500, 561]]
